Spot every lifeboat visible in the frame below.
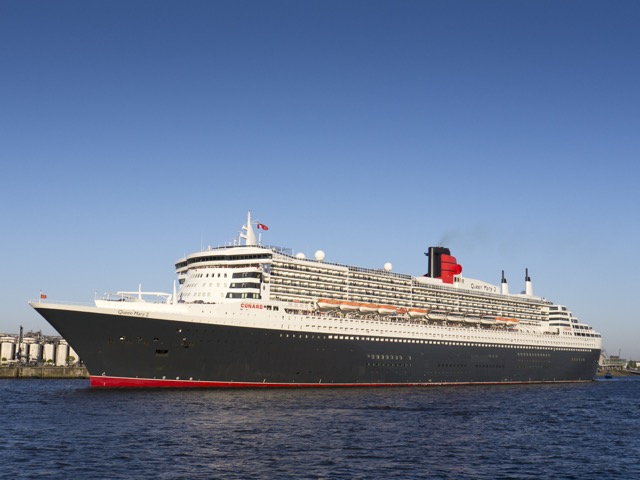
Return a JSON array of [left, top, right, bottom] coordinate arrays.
[[378, 305, 397, 315], [359, 303, 380, 313], [408, 308, 427, 318], [340, 301, 361, 312], [464, 315, 481, 324], [495, 317, 519, 325], [481, 316, 497, 325], [427, 310, 447, 320], [446, 313, 464, 322], [317, 299, 341, 310]]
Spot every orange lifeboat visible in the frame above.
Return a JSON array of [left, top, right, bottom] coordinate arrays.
[[317, 299, 341, 310], [408, 308, 427, 318], [359, 303, 380, 313], [495, 317, 519, 325], [377, 305, 397, 315], [340, 301, 361, 312]]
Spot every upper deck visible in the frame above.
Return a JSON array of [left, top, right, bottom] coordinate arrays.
[[167, 212, 600, 342]]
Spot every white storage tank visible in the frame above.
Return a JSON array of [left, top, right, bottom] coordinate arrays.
[[1, 336, 16, 363], [55, 340, 69, 366], [68, 346, 79, 366], [19, 337, 35, 362], [43, 343, 56, 364], [28, 342, 42, 363]]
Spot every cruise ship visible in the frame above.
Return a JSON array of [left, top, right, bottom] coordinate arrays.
[[30, 212, 601, 388]]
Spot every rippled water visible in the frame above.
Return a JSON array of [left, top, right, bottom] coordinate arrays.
[[1, 378, 639, 479]]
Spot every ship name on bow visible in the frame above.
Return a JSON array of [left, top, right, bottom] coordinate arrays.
[[117, 310, 150, 317]]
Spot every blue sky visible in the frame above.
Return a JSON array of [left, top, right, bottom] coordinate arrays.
[[2, 1, 639, 359]]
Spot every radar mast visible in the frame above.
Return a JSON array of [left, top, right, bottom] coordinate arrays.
[[240, 210, 257, 246]]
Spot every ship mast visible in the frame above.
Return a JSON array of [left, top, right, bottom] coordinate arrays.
[[240, 210, 257, 246]]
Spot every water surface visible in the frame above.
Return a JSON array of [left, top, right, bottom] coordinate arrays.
[[1, 378, 638, 479]]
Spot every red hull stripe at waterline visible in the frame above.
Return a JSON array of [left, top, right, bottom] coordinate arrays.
[[89, 376, 590, 388]]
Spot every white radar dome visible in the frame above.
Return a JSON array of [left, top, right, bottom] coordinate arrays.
[[384, 262, 393, 272], [295, 252, 306, 259], [314, 250, 326, 262]]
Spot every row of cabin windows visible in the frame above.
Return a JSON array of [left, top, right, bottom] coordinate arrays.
[[226, 292, 261, 299], [184, 281, 259, 289], [233, 271, 261, 279], [186, 272, 261, 280], [280, 333, 592, 351], [179, 254, 271, 267], [366, 354, 407, 361], [230, 282, 260, 289], [191, 273, 227, 279]]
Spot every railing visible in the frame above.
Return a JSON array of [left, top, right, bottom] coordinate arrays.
[[30, 299, 94, 307]]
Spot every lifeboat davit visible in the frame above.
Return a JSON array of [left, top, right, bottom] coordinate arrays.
[[408, 308, 427, 318]]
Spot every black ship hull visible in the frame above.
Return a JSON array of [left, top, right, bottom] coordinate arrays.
[[34, 306, 600, 388]]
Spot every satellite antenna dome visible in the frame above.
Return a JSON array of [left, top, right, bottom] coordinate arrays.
[[384, 262, 393, 272], [295, 252, 306, 259], [314, 250, 326, 262]]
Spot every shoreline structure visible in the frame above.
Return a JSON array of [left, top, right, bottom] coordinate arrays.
[[0, 365, 88, 379]]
